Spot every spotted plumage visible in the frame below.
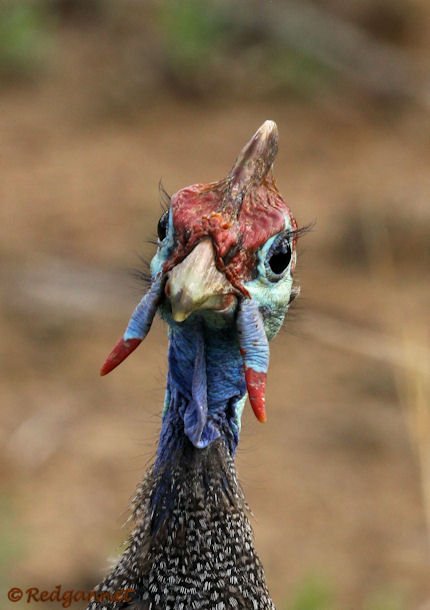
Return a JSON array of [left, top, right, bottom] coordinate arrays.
[[89, 438, 274, 610]]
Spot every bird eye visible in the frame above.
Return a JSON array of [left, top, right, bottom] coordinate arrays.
[[265, 234, 292, 280], [157, 211, 169, 241]]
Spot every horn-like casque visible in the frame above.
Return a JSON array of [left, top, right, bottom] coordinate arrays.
[[227, 120, 279, 207]]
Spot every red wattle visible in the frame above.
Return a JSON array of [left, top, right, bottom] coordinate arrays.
[[244, 368, 267, 423], [100, 337, 142, 376]]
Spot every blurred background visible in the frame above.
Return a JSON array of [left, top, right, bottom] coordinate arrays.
[[0, 1, 429, 608]]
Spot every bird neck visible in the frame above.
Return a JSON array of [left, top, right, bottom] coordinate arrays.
[[156, 316, 247, 467], [92, 318, 275, 609], [118, 436, 274, 609]]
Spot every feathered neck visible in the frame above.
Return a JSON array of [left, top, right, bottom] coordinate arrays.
[[89, 318, 275, 609], [92, 437, 275, 610]]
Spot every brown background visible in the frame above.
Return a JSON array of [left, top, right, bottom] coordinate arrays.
[[1, 2, 429, 608]]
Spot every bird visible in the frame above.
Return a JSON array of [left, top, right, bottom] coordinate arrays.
[[88, 120, 303, 610]]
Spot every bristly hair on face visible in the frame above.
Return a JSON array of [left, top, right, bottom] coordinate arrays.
[[158, 179, 171, 212], [288, 222, 314, 241], [277, 222, 314, 334], [131, 182, 173, 289], [130, 254, 152, 289]]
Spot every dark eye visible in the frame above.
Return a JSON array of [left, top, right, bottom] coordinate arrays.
[[157, 211, 169, 241], [265, 235, 292, 280]]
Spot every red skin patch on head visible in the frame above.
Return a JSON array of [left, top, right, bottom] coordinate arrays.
[[164, 175, 296, 294]]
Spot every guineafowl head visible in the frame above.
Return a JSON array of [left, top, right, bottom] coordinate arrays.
[[101, 121, 302, 456]]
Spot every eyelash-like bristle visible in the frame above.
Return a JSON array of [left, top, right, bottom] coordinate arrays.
[[147, 236, 159, 247], [158, 179, 171, 212], [130, 253, 153, 288], [288, 222, 314, 241]]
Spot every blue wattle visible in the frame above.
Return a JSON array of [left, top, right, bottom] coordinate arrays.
[[237, 299, 269, 373], [123, 274, 164, 341], [156, 315, 247, 465]]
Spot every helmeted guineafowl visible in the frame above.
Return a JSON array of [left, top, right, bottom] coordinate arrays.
[[89, 121, 303, 610]]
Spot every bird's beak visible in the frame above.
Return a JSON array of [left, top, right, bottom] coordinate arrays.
[[165, 239, 235, 323]]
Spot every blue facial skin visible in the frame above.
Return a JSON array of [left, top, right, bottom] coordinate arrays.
[[149, 209, 296, 465]]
